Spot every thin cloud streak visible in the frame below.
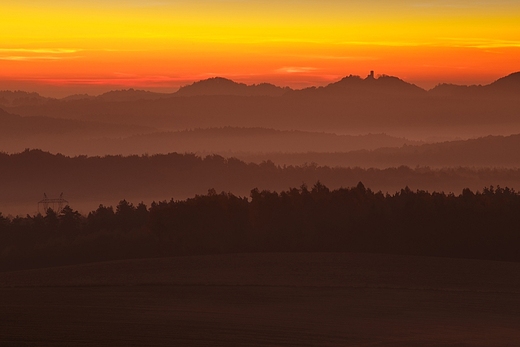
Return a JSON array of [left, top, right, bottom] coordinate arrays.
[[0, 56, 71, 61], [0, 48, 78, 53], [435, 38, 520, 49], [25, 76, 190, 87], [0, 48, 80, 61], [410, 0, 516, 8], [338, 41, 434, 47], [276, 67, 319, 74]]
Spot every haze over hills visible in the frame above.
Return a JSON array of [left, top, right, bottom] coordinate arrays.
[[3, 72, 518, 103], [4, 149, 520, 217], [0, 105, 419, 155], [4, 2, 520, 345], [1, 72, 519, 140], [430, 71, 520, 97], [0, 77, 289, 105], [238, 133, 520, 168], [0, 89, 171, 105], [0, 108, 152, 137], [0, 90, 49, 107], [96, 89, 172, 102], [174, 77, 289, 97], [305, 73, 426, 96], [6, 71, 519, 102], [0, 108, 155, 154], [4, 118, 520, 168], [79, 128, 420, 157]]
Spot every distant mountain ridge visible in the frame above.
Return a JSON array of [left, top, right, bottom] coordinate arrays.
[[175, 77, 289, 97], [488, 71, 520, 93], [98, 89, 172, 102], [0, 114, 421, 156], [239, 133, 520, 168], [109, 127, 420, 155], [2, 72, 519, 101], [2, 72, 520, 140], [429, 71, 520, 97], [0, 108, 151, 136], [0, 90, 51, 106], [304, 73, 426, 96]]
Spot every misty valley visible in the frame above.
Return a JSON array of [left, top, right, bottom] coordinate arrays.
[[2, 73, 520, 346]]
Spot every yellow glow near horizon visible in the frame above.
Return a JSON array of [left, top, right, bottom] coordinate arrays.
[[1, 0, 519, 96]]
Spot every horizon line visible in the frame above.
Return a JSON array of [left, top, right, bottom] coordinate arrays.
[[1, 70, 518, 99]]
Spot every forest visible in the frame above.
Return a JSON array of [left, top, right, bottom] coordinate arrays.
[[5, 149, 520, 217], [2, 182, 519, 271]]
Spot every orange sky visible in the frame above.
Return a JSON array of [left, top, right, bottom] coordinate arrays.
[[1, 0, 519, 97]]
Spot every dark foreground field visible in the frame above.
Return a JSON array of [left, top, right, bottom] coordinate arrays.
[[1, 253, 520, 346]]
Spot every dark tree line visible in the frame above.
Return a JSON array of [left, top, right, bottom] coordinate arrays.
[[5, 149, 520, 210], [1, 182, 520, 270]]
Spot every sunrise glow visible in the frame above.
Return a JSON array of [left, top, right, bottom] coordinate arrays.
[[1, 0, 519, 96]]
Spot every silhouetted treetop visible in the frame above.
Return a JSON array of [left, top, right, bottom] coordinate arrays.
[[2, 182, 520, 270]]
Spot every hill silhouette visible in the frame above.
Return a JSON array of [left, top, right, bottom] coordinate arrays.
[[487, 71, 520, 94], [3, 150, 520, 216], [0, 110, 420, 156], [4, 105, 520, 167], [6, 126, 520, 168], [0, 90, 51, 107], [0, 107, 17, 120], [98, 88, 171, 102], [430, 71, 520, 98], [174, 77, 289, 97], [0, 108, 154, 153], [4, 72, 518, 101], [0, 108, 151, 137], [309, 74, 426, 96], [237, 133, 520, 168], [1, 72, 519, 139], [3, 182, 520, 270], [60, 94, 97, 101], [94, 128, 420, 156]]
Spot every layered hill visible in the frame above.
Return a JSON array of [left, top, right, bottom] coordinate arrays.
[[0, 108, 420, 156], [175, 77, 289, 97], [0, 90, 50, 107], [3, 150, 520, 216], [303, 73, 426, 96], [430, 71, 520, 98], [2, 72, 519, 140], [0, 108, 153, 153], [238, 133, 520, 168], [92, 128, 419, 156], [0, 108, 151, 137]]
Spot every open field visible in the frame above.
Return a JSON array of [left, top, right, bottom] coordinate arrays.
[[1, 253, 520, 346]]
